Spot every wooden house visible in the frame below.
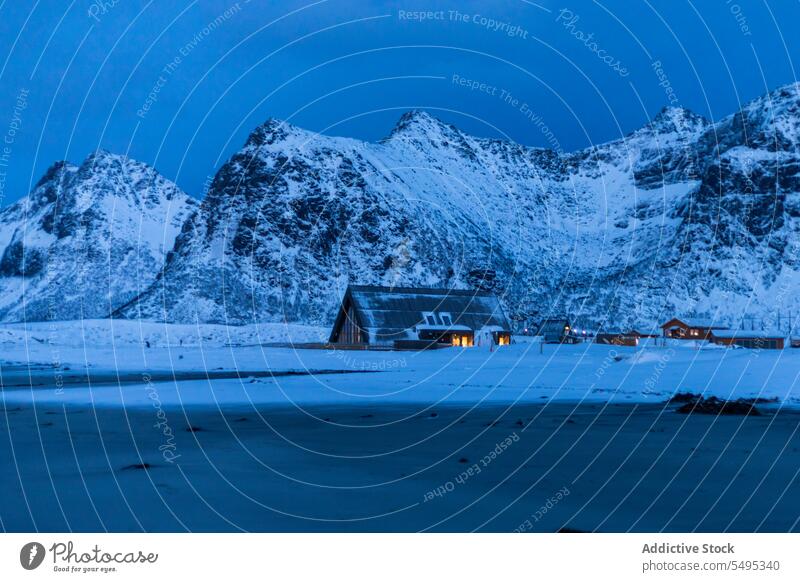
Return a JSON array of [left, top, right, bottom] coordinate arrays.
[[536, 318, 579, 344], [595, 331, 639, 347], [660, 318, 728, 340], [627, 327, 659, 339], [328, 285, 511, 349], [710, 330, 785, 350]]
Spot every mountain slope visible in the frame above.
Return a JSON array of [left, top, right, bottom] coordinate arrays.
[[123, 102, 718, 326], [0, 151, 196, 322], [585, 83, 800, 328], [13, 82, 800, 329]]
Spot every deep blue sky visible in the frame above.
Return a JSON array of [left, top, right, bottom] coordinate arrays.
[[0, 0, 798, 204]]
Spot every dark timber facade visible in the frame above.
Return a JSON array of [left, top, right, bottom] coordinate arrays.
[[660, 318, 728, 340], [329, 285, 512, 349]]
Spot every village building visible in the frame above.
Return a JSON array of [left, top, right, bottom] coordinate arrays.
[[535, 318, 579, 344], [709, 330, 785, 350], [328, 285, 512, 349], [627, 327, 659, 339], [660, 318, 729, 340], [595, 330, 639, 347]]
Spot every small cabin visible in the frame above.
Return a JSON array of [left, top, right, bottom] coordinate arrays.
[[536, 318, 578, 344], [328, 285, 512, 349], [595, 331, 639, 347], [627, 327, 659, 339], [710, 330, 785, 350], [660, 318, 728, 340]]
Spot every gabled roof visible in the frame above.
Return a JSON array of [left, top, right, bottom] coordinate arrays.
[[661, 317, 728, 329], [627, 326, 659, 336], [710, 329, 785, 340], [538, 318, 569, 333], [331, 285, 510, 342]]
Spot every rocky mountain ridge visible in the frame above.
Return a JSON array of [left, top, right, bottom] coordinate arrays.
[[3, 82, 800, 330], [0, 150, 196, 321]]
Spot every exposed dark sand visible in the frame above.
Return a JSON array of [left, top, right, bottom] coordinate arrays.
[[0, 366, 372, 388], [2, 400, 799, 532]]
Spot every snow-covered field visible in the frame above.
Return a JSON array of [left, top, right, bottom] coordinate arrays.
[[1, 320, 799, 408], [3, 321, 800, 532], [0, 318, 327, 349]]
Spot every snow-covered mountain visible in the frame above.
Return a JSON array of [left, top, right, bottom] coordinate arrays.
[[120, 82, 800, 328], [4, 83, 799, 329], [0, 151, 196, 322]]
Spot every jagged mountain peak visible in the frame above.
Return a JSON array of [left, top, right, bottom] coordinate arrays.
[[0, 150, 197, 322], [385, 109, 461, 141], [244, 117, 305, 149], [749, 81, 800, 111], [700, 82, 800, 154], [73, 149, 126, 175], [81, 148, 156, 169], [34, 160, 77, 189], [86, 147, 116, 159], [78, 148, 132, 171], [616, 106, 709, 148], [61, 150, 190, 210], [391, 109, 437, 128], [649, 106, 709, 135]]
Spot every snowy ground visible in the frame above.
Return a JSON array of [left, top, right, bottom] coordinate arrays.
[[2, 321, 800, 531], [0, 318, 327, 350], [1, 322, 799, 407]]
